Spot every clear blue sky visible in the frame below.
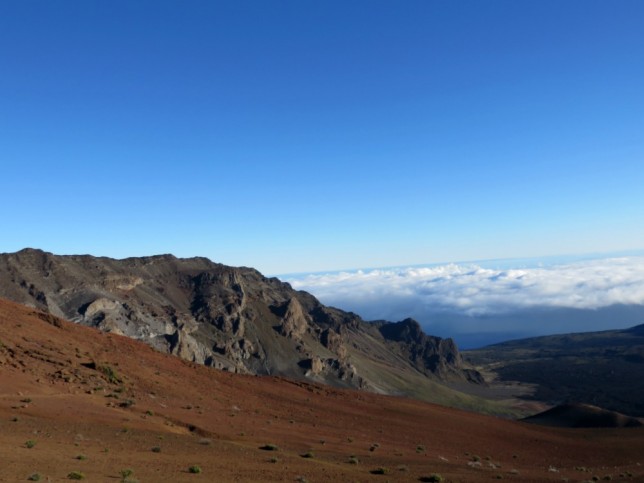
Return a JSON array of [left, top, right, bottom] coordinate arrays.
[[2, 0, 643, 275]]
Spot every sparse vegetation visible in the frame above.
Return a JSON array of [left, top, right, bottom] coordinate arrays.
[[260, 444, 279, 451], [67, 472, 85, 480], [188, 465, 202, 474], [268, 457, 279, 463], [348, 456, 359, 465], [151, 446, 161, 453], [416, 444, 426, 453], [99, 364, 122, 384], [370, 467, 390, 475], [25, 440, 37, 449], [301, 451, 314, 458], [419, 475, 443, 483], [119, 469, 134, 479], [75, 454, 86, 460], [27, 473, 41, 481]]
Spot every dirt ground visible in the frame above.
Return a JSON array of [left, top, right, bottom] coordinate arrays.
[[1, 299, 643, 482]]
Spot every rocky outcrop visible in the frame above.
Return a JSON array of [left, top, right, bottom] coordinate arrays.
[[273, 297, 309, 339], [379, 318, 482, 382], [0, 248, 482, 400]]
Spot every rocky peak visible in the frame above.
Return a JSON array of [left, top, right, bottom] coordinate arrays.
[[379, 317, 425, 343]]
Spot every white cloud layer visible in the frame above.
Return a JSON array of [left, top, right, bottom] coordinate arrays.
[[287, 257, 644, 318]]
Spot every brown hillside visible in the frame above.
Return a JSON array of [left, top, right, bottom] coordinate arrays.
[[1, 298, 643, 482]]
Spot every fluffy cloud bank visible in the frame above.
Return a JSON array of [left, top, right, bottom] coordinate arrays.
[[287, 257, 644, 319]]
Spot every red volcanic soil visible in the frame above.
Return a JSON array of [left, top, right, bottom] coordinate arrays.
[[1, 298, 643, 482]]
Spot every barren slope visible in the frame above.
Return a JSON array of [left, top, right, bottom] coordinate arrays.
[[1, 299, 643, 482]]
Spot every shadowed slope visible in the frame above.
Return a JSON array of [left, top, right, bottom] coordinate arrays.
[[523, 403, 643, 428], [466, 324, 644, 416]]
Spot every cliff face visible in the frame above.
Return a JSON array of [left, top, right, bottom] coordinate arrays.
[[0, 248, 481, 398]]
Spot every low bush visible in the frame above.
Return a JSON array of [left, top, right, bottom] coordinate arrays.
[[419, 475, 443, 483], [260, 444, 279, 451], [370, 467, 389, 475]]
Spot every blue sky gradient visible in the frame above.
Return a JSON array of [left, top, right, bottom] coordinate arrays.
[[2, 1, 643, 274]]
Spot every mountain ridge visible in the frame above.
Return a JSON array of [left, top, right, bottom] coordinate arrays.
[[0, 248, 486, 409]]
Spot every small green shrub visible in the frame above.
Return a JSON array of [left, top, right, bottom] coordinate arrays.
[[348, 456, 359, 465], [416, 444, 426, 453], [99, 365, 122, 384], [269, 457, 279, 463], [151, 446, 161, 453], [419, 475, 443, 483], [300, 451, 314, 458], [188, 465, 202, 474], [119, 469, 134, 478], [25, 440, 37, 449], [260, 444, 279, 451], [370, 467, 389, 475], [67, 472, 85, 480], [75, 454, 87, 460], [27, 474, 41, 481]]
